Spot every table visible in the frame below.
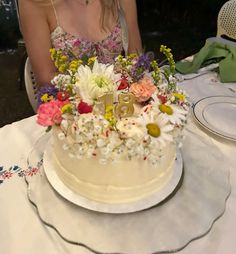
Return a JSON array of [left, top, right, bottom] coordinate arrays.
[[0, 72, 236, 254]]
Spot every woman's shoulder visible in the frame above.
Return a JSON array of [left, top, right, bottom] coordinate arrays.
[[19, 0, 58, 28], [19, 0, 52, 15]]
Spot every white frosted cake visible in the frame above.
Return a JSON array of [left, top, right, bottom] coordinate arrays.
[[37, 48, 189, 204], [52, 120, 176, 203]]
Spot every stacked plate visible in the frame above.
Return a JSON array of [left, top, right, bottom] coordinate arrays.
[[193, 96, 236, 141]]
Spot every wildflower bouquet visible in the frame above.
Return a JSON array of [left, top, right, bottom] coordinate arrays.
[[36, 46, 189, 163]]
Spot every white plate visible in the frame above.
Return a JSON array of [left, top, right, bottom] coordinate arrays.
[[193, 96, 236, 141], [43, 146, 183, 214]]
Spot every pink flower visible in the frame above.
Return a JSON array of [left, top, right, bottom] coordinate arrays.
[[77, 101, 93, 114], [130, 77, 156, 102], [37, 100, 67, 127], [1, 171, 13, 179], [73, 39, 81, 47]]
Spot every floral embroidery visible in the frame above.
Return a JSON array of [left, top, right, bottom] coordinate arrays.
[[0, 159, 43, 184], [1, 171, 13, 179]]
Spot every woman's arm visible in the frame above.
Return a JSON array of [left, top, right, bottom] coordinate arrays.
[[19, 0, 56, 86], [119, 0, 142, 54]]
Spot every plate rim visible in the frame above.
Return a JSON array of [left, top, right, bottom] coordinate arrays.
[[43, 146, 183, 214], [192, 95, 236, 141]]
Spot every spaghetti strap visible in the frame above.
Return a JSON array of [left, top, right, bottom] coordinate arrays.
[[116, 0, 128, 55], [118, 8, 129, 55], [50, 0, 60, 27]]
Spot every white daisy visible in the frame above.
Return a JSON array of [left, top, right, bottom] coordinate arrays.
[[151, 94, 188, 125], [138, 111, 173, 147]]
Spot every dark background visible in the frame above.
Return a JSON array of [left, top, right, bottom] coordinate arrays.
[[0, 0, 227, 127], [137, 0, 226, 60]]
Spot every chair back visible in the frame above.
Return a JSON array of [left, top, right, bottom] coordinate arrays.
[[24, 57, 38, 112], [217, 0, 236, 40]]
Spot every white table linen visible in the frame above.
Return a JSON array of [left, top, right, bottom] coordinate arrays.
[[0, 72, 236, 254]]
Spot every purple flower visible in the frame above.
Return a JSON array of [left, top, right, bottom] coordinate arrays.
[[131, 52, 154, 81], [37, 85, 59, 107]]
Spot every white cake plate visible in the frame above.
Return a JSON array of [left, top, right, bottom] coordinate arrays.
[[25, 122, 231, 254], [43, 145, 183, 214]]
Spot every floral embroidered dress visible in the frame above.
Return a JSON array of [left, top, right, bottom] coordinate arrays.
[[50, 3, 124, 64]]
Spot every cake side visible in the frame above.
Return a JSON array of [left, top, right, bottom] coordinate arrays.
[[53, 125, 176, 203]]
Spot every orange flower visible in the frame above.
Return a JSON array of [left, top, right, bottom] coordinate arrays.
[[130, 77, 156, 102]]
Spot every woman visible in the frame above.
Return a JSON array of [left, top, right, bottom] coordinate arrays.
[[19, 0, 142, 86]]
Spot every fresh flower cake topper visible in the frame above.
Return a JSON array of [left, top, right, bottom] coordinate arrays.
[[36, 46, 189, 164]]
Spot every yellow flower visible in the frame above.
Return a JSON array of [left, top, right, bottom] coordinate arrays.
[[151, 60, 161, 84], [69, 62, 78, 73], [104, 105, 116, 127], [61, 104, 72, 113], [116, 55, 124, 62], [159, 104, 173, 115], [172, 93, 186, 102], [160, 45, 175, 73], [58, 64, 66, 73], [104, 105, 113, 119], [61, 55, 68, 62], [49, 48, 57, 61], [146, 123, 161, 138], [88, 57, 96, 66], [127, 53, 138, 62], [41, 94, 53, 103]]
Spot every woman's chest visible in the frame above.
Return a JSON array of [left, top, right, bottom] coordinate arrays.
[[48, 1, 117, 42]]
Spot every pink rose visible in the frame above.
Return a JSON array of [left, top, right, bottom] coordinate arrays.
[[130, 77, 156, 102], [37, 100, 66, 127]]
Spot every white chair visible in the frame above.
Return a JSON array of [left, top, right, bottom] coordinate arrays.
[[24, 57, 38, 112], [217, 0, 236, 41]]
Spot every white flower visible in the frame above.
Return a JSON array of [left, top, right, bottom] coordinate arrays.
[[116, 117, 144, 139], [161, 104, 187, 125], [97, 138, 107, 147], [51, 74, 71, 89], [75, 60, 121, 104], [150, 95, 188, 125], [138, 111, 173, 147], [58, 132, 65, 140], [109, 132, 123, 149]]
